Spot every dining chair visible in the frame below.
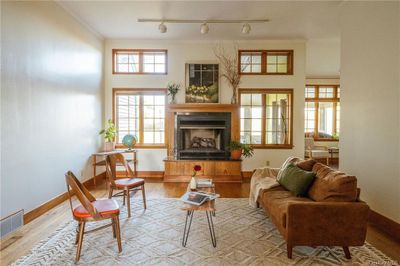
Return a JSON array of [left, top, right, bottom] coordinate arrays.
[[65, 171, 122, 262], [105, 153, 146, 218]]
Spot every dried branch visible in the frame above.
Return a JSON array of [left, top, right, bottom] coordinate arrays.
[[213, 43, 241, 104]]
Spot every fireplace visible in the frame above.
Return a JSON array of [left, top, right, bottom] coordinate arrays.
[[175, 112, 231, 160]]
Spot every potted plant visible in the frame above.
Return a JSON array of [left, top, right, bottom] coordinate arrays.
[[167, 82, 181, 104], [228, 141, 254, 160], [99, 119, 117, 151]]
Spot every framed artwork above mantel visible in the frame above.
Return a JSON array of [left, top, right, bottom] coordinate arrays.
[[185, 63, 219, 103]]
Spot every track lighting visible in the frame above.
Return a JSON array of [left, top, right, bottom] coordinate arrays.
[[158, 22, 167, 33], [200, 23, 209, 34], [138, 18, 269, 35], [242, 23, 251, 34]]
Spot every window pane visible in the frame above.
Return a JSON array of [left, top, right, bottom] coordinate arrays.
[[118, 64, 128, 72], [129, 54, 139, 63], [143, 132, 154, 143], [240, 94, 251, 105], [241, 55, 251, 63], [144, 64, 154, 72], [117, 54, 129, 63], [277, 64, 288, 73], [128, 63, 139, 72], [116, 94, 140, 142], [154, 54, 165, 64], [267, 55, 277, 64], [154, 64, 165, 73], [305, 87, 315, 98], [318, 102, 334, 138], [252, 55, 261, 64], [154, 95, 165, 105], [143, 54, 154, 64], [143, 106, 154, 118], [252, 64, 261, 72], [241, 64, 251, 72], [266, 64, 276, 73], [144, 95, 154, 105], [252, 119, 262, 131], [251, 94, 262, 105]]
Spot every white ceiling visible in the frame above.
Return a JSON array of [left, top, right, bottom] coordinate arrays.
[[57, 1, 342, 40]]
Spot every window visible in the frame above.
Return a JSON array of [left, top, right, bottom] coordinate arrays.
[[113, 49, 167, 74], [240, 51, 262, 73], [238, 50, 293, 75], [114, 89, 166, 147], [305, 85, 340, 140], [240, 89, 293, 148]]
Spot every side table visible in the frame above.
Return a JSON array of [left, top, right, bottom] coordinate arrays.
[[181, 182, 217, 247]]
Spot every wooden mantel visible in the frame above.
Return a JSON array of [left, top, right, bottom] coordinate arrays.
[[165, 104, 240, 157]]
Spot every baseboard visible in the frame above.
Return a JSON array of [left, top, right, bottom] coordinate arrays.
[[368, 209, 400, 242], [23, 173, 105, 225]]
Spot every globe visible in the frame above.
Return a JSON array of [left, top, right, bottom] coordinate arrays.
[[122, 134, 137, 150]]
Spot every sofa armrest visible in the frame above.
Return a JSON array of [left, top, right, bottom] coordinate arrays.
[[286, 201, 369, 246]]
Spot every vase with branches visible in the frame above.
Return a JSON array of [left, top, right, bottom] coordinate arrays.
[[213, 43, 241, 104]]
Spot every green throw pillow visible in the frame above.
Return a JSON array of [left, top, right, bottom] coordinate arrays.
[[278, 163, 316, 197]]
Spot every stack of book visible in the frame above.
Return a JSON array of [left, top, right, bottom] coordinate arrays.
[[196, 179, 213, 188]]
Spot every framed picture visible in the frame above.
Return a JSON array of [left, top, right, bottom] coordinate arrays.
[[185, 63, 219, 103]]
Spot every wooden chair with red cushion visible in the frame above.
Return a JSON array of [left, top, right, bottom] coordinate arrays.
[[65, 171, 122, 262], [105, 153, 146, 218]]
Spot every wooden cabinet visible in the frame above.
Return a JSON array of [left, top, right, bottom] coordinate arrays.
[[163, 159, 242, 183]]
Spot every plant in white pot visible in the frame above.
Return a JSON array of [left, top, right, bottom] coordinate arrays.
[[99, 119, 117, 152]]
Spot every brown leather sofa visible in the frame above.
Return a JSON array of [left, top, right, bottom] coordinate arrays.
[[257, 161, 370, 259]]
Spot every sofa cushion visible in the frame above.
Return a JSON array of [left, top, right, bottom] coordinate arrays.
[[308, 163, 358, 202], [296, 159, 317, 171], [278, 164, 316, 197], [260, 186, 311, 237]]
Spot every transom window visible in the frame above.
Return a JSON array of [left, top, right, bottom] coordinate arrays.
[[114, 89, 166, 147], [240, 89, 293, 148], [239, 50, 293, 75], [305, 85, 340, 141], [113, 49, 167, 74]]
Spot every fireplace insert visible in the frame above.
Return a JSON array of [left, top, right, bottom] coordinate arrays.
[[175, 112, 231, 160]]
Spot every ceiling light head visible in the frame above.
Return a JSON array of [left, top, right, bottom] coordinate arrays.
[[242, 23, 251, 34], [158, 22, 167, 33], [200, 23, 209, 34]]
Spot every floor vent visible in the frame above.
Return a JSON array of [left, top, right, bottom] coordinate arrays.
[[1, 210, 24, 238]]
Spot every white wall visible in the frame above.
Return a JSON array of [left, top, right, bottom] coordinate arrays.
[[340, 2, 400, 222], [105, 40, 306, 171], [306, 39, 340, 78], [1, 2, 104, 218]]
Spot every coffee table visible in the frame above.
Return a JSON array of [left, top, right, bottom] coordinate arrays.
[[181, 182, 217, 247]]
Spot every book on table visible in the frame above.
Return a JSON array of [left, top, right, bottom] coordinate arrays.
[[196, 179, 213, 188], [180, 191, 220, 206]]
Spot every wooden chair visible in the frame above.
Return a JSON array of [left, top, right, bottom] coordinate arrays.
[[105, 153, 146, 218], [65, 171, 122, 262]]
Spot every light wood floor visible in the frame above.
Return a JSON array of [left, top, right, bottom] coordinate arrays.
[[1, 181, 399, 265]]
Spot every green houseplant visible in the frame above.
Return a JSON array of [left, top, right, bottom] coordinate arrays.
[[228, 141, 254, 160], [167, 82, 181, 104], [99, 119, 117, 151]]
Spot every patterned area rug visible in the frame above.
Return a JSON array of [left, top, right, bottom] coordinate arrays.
[[13, 199, 398, 265]]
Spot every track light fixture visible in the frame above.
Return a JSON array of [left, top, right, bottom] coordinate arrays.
[[138, 18, 269, 34], [242, 23, 251, 34], [158, 22, 167, 33], [200, 23, 209, 34]]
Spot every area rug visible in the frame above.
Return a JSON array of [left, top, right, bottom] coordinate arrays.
[[12, 199, 398, 265]]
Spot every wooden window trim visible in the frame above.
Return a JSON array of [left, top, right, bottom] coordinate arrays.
[[113, 88, 167, 149], [239, 88, 294, 149], [305, 85, 340, 142], [112, 49, 168, 75], [238, 50, 293, 75]]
